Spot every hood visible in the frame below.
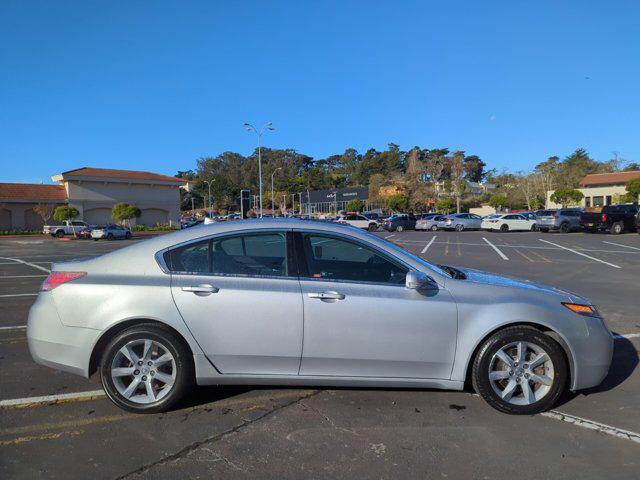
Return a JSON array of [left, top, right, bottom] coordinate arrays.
[[455, 267, 586, 303]]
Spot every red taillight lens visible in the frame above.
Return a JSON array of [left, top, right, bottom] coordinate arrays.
[[601, 214, 607, 222], [41, 271, 86, 291]]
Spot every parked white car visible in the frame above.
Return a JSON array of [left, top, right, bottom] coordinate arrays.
[[91, 224, 132, 240], [337, 214, 379, 231], [482, 214, 538, 232]]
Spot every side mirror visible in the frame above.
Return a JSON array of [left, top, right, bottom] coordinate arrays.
[[405, 270, 438, 290]]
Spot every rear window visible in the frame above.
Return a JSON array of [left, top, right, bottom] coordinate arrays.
[[538, 210, 555, 216]]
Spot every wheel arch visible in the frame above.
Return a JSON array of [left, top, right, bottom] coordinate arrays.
[[88, 318, 196, 377], [462, 322, 575, 390]]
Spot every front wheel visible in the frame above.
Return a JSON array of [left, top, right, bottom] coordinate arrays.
[[610, 222, 624, 235], [55, 230, 65, 238], [559, 222, 570, 233], [531, 224, 539, 232], [430, 225, 438, 231], [500, 224, 509, 232], [368, 223, 377, 232], [455, 224, 464, 232], [100, 324, 193, 413], [472, 326, 567, 415], [396, 225, 404, 232]]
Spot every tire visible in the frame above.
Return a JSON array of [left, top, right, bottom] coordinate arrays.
[[55, 230, 65, 238], [368, 223, 377, 232], [125, 232, 132, 239], [93, 238, 99, 241], [531, 224, 539, 232], [559, 222, 570, 233], [610, 222, 624, 235], [455, 224, 464, 232], [500, 224, 509, 232], [430, 225, 438, 231], [539, 228, 549, 233], [471, 326, 568, 415], [100, 324, 193, 414], [107, 233, 114, 240], [396, 225, 404, 232]]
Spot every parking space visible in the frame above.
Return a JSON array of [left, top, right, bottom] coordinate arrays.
[[0, 231, 639, 478]]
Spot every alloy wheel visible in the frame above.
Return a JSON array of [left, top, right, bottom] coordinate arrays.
[[488, 341, 554, 406], [110, 339, 176, 404]]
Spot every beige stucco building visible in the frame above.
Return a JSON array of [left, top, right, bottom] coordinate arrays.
[[0, 167, 186, 230], [546, 171, 640, 209]]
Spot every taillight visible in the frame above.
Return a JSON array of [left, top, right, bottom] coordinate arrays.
[[601, 214, 607, 222], [41, 271, 86, 291], [552, 214, 557, 219]]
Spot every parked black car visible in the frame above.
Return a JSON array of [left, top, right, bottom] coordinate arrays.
[[381, 214, 417, 232], [579, 204, 640, 234]]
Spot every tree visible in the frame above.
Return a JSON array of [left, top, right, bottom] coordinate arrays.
[[449, 151, 466, 213], [514, 173, 537, 210], [33, 203, 56, 225], [53, 205, 79, 223], [112, 203, 141, 226], [550, 188, 584, 207], [625, 178, 640, 202], [463, 155, 486, 182], [489, 195, 508, 211], [345, 199, 365, 212], [436, 198, 455, 213], [385, 193, 409, 212]]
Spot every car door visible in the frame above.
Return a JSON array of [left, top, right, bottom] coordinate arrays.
[[169, 230, 304, 375], [295, 231, 458, 379], [511, 214, 528, 231]]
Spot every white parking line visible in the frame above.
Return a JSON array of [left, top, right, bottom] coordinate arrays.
[[0, 293, 38, 298], [603, 241, 640, 251], [539, 239, 621, 269], [384, 234, 396, 239], [614, 332, 640, 340], [0, 256, 51, 273], [0, 390, 105, 408], [421, 236, 437, 254], [482, 237, 509, 260], [0, 325, 27, 331], [542, 410, 640, 444]]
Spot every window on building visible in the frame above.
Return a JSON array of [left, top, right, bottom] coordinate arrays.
[[605, 195, 612, 205], [593, 196, 604, 207]]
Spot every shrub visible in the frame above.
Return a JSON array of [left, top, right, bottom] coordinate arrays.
[[385, 194, 410, 212], [53, 205, 79, 223], [346, 199, 365, 212]]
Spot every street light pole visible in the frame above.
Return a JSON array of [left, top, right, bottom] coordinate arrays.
[[271, 167, 282, 216], [204, 179, 215, 218], [243, 122, 275, 218]]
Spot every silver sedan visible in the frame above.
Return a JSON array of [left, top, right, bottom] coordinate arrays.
[[28, 219, 613, 415]]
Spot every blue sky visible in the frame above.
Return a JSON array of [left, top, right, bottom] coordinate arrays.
[[1, 0, 639, 183]]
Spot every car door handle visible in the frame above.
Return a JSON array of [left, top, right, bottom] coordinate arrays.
[[308, 291, 345, 300], [182, 284, 219, 294]]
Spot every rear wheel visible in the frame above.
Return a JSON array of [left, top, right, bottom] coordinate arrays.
[[539, 227, 549, 233], [559, 222, 570, 233], [55, 230, 65, 238], [107, 233, 114, 240], [396, 225, 404, 232], [100, 324, 193, 413], [368, 223, 377, 232], [430, 225, 438, 231], [531, 224, 539, 232], [500, 224, 509, 232], [472, 326, 567, 415], [610, 222, 624, 235], [455, 224, 464, 232], [125, 231, 132, 239]]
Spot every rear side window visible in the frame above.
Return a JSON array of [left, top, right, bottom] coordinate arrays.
[[165, 233, 290, 277], [298, 234, 407, 285]]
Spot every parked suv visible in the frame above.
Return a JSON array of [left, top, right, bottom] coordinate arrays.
[[381, 214, 416, 232], [337, 214, 379, 231], [580, 204, 640, 234], [536, 209, 582, 233]]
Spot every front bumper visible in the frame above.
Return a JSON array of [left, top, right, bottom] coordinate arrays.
[[568, 316, 614, 391], [27, 292, 101, 378]]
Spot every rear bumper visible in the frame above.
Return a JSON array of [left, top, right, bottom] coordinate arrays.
[[27, 293, 101, 378]]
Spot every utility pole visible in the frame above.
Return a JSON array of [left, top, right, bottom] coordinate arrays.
[[271, 167, 282, 217]]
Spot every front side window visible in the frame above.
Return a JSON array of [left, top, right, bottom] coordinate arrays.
[[299, 234, 407, 285]]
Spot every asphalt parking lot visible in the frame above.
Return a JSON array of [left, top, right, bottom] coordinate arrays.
[[1, 229, 639, 479]]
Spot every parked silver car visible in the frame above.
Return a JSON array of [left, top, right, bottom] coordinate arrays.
[[442, 213, 483, 231], [28, 219, 613, 415], [91, 224, 132, 240], [415, 214, 448, 231], [536, 209, 583, 233]]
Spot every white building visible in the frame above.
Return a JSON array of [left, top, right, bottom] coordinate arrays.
[[546, 171, 640, 209]]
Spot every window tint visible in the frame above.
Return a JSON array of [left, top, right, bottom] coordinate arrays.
[[167, 233, 289, 277], [167, 239, 210, 273], [300, 234, 407, 285], [212, 233, 288, 277], [504, 215, 516, 219]]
